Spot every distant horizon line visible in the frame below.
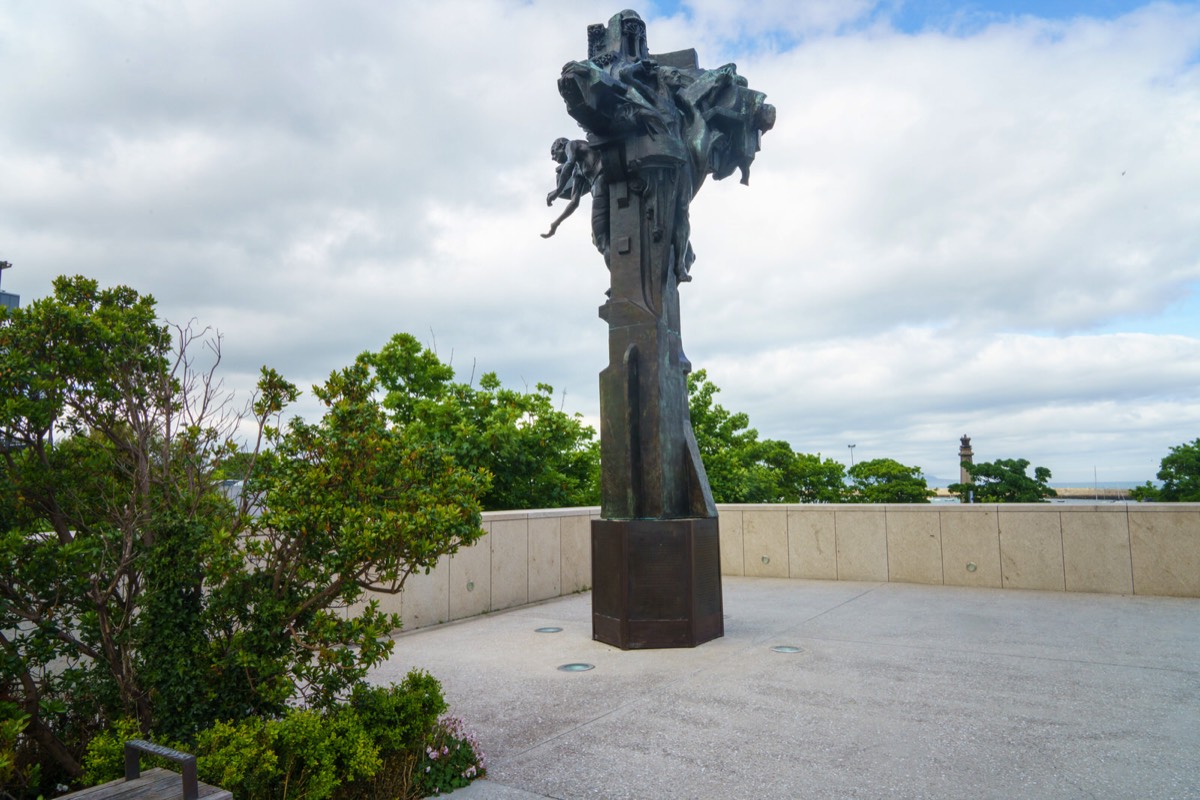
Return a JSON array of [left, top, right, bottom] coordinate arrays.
[[923, 477, 1147, 489]]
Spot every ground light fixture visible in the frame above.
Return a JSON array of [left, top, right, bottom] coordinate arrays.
[[770, 645, 803, 654], [534, 627, 563, 633], [557, 663, 594, 672]]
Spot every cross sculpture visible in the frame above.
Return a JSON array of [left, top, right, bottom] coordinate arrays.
[[545, 10, 774, 649]]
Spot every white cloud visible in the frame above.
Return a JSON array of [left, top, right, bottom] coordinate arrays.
[[669, 0, 879, 44], [2, 0, 1198, 484]]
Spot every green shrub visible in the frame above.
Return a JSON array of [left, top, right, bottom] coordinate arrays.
[[80, 718, 142, 786], [1, 279, 488, 787], [0, 702, 41, 797], [193, 718, 280, 797], [192, 710, 379, 800], [335, 673, 448, 800], [272, 708, 378, 800], [73, 671, 483, 800], [349, 673, 446, 755]]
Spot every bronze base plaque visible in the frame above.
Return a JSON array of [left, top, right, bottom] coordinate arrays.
[[591, 517, 723, 649]]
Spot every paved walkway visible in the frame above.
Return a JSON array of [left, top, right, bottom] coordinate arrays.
[[370, 577, 1200, 799]]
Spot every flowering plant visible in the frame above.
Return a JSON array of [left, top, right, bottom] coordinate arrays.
[[413, 716, 486, 796]]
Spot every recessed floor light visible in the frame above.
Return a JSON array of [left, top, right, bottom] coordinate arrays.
[[557, 662, 594, 672], [535, 627, 563, 633], [771, 645, 803, 654]]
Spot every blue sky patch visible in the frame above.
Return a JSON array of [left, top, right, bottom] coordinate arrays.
[[650, 1, 1163, 37]]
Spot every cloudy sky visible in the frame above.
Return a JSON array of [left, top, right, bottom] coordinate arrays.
[[3, 0, 1198, 485]]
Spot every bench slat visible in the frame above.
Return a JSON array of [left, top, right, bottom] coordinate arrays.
[[56, 767, 233, 800]]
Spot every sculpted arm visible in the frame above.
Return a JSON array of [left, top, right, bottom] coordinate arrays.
[[547, 140, 578, 205]]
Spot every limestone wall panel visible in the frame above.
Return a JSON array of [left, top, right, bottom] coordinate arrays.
[[834, 509, 888, 582], [1129, 508, 1200, 597], [742, 508, 789, 578], [788, 508, 837, 580], [885, 509, 943, 585], [528, 516, 562, 603], [490, 518, 530, 610], [448, 524, 491, 621], [560, 512, 593, 593], [1061, 508, 1133, 594], [940, 508, 1001, 588], [720, 508, 745, 576], [998, 509, 1064, 591], [401, 557, 450, 631]]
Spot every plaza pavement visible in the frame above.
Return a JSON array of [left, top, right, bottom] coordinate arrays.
[[370, 576, 1200, 799]]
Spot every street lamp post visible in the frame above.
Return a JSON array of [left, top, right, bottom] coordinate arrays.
[[848, 444, 856, 468]]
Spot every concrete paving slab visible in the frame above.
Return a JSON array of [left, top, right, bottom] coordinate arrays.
[[371, 577, 1200, 799]]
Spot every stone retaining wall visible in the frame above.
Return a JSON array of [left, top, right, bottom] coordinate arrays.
[[380, 504, 1199, 632]]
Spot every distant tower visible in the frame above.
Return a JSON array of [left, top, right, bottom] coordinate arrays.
[[958, 435, 974, 484]]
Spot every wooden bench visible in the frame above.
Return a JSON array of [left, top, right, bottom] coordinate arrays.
[[58, 740, 231, 800]]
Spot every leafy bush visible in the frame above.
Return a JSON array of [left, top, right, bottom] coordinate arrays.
[[949, 458, 1056, 503], [368, 333, 599, 511], [266, 708, 379, 800], [1130, 437, 1200, 502], [0, 278, 488, 792], [688, 369, 848, 503], [334, 672, 448, 800], [0, 702, 41, 795], [72, 674, 482, 800], [348, 673, 446, 757], [79, 718, 142, 786], [188, 676, 451, 800], [192, 717, 280, 797], [847, 458, 934, 504]]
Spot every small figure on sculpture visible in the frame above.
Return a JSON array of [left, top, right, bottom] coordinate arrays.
[[542, 137, 602, 240]]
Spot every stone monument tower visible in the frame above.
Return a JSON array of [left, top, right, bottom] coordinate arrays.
[[959, 435, 974, 484]]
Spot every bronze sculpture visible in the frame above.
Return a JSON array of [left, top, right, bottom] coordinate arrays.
[[547, 10, 774, 649], [541, 137, 601, 240]]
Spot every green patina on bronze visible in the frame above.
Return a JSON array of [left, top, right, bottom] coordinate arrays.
[[547, 9, 775, 522], [545, 10, 773, 649]]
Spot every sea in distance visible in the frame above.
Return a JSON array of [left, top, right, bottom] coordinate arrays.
[[929, 496, 1137, 505]]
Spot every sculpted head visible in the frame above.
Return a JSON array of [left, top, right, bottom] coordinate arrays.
[[551, 137, 569, 162]]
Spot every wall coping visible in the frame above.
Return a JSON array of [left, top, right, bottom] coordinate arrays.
[[383, 502, 1199, 632], [482, 503, 1200, 518]]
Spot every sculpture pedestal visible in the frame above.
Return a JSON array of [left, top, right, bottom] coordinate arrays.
[[591, 517, 723, 649]]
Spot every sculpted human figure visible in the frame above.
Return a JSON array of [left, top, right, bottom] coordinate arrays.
[[541, 137, 603, 241]]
